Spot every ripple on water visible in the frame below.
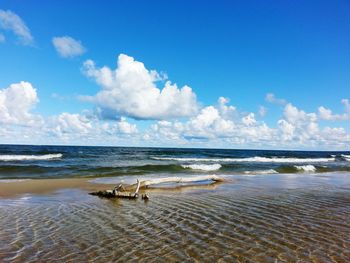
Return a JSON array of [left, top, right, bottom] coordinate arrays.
[[0, 188, 350, 262]]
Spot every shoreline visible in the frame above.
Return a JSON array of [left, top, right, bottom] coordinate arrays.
[[1, 171, 349, 199], [0, 178, 117, 198], [0, 177, 226, 198]]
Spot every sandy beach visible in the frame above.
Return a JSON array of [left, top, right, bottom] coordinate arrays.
[[1, 172, 350, 262], [0, 178, 116, 198]]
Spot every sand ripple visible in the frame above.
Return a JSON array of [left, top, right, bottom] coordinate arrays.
[[1, 187, 350, 262]]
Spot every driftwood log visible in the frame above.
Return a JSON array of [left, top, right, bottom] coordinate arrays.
[[129, 175, 223, 188], [90, 179, 141, 199], [89, 175, 223, 199]]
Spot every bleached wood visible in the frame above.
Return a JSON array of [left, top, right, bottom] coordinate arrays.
[[90, 175, 223, 198], [132, 175, 223, 188]]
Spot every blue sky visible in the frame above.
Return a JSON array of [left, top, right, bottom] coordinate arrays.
[[0, 1, 350, 149]]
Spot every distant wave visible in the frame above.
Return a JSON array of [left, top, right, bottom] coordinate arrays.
[[294, 165, 316, 172], [243, 169, 278, 175], [341, 154, 350, 161], [152, 156, 335, 163], [0, 154, 63, 161], [181, 164, 222, 171]]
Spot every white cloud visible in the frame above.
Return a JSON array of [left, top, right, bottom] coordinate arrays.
[[318, 99, 350, 121], [259, 106, 267, 117], [52, 36, 86, 58], [265, 93, 287, 105], [0, 33, 5, 42], [277, 103, 319, 144], [114, 117, 138, 134], [217, 97, 237, 119], [0, 81, 42, 126], [1, 81, 350, 150], [148, 98, 275, 146], [145, 99, 350, 149], [242, 113, 256, 126], [45, 112, 138, 143], [186, 106, 235, 139], [49, 113, 92, 135], [81, 54, 198, 120], [0, 9, 33, 45]]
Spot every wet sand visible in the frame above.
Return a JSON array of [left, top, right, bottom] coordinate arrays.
[[0, 178, 117, 198], [1, 173, 350, 262]]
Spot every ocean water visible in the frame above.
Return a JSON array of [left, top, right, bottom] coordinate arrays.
[[1, 145, 350, 262], [0, 144, 349, 180]]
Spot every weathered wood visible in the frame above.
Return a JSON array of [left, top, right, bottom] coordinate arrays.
[[130, 175, 223, 188], [90, 179, 141, 199], [89, 175, 223, 199]]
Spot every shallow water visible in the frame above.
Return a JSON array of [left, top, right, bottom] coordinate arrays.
[[1, 174, 350, 262]]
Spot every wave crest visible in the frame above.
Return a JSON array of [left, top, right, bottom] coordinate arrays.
[[181, 164, 222, 171], [153, 156, 335, 163], [244, 169, 278, 175], [294, 165, 316, 172], [341, 154, 350, 161], [0, 154, 63, 161]]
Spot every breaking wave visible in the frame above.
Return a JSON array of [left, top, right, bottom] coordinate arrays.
[[341, 154, 350, 161], [152, 156, 335, 163], [243, 169, 278, 175], [294, 165, 317, 172], [0, 154, 63, 161], [181, 164, 222, 171]]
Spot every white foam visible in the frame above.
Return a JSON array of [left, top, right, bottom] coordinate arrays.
[[0, 153, 63, 161], [243, 169, 278, 175], [152, 156, 334, 163], [294, 165, 316, 172], [181, 164, 222, 171], [0, 179, 31, 183], [341, 154, 350, 161]]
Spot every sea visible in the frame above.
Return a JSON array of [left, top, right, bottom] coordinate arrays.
[[1, 144, 350, 261], [0, 144, 349, 180]]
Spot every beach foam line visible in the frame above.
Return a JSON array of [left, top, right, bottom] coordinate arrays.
[[0, 179, 31, 183], [243, 169, 278, 175], [0, 153, 63, 161], [181, 164, 222, 171], [294, 165, 316, 172], [341, 154, 350, 161], [152, 156, 335, 163]]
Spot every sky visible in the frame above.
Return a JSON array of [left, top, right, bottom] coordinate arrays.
[[0, 0, 350, 150]]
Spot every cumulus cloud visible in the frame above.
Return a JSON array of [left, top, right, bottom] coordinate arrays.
[[46, 112, 137, 142], [277, 103, 319, 144], [49, 113, 92, 135], [0, 81, 139, 145], [114, 117, 138, 134], [318, 99, 350, 121], [1, 81, 350, 149], [0, 81, 42, 126], [148, 97, 275, 146], [52, 36, 86, 58], [265, 93, 287, 105], [0, 9, 33, 45], [145, 98, 350, 149], [81, 54, 198, 120]]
